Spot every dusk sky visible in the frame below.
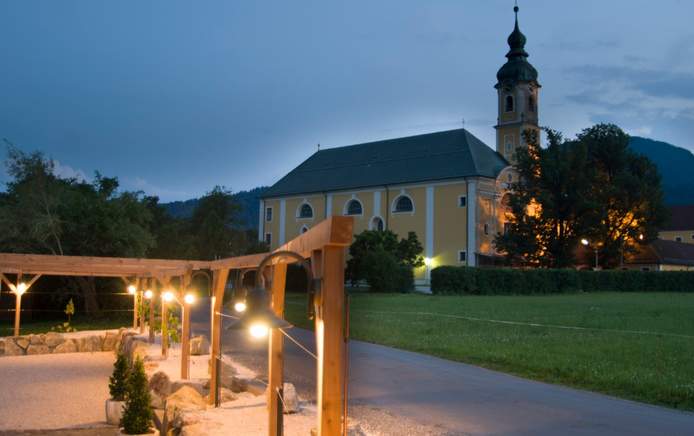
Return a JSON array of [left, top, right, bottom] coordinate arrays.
[[1, 1, 693, 201]]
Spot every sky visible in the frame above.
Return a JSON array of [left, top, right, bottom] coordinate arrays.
[[1, 0, 693, 201]]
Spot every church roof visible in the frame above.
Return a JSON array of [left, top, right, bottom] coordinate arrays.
[[627, 239, 694, 267], [262, 128, 508, 198], [496, 5, 539, 86]]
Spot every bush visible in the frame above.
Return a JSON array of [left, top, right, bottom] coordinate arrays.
[[360, 248, 414, 293], [109, 352, 129, 401], [121, 358, 153, 434], [431, 267, 694, 295]]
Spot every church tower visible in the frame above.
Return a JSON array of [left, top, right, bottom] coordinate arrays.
[[495, 4, 540, 163]]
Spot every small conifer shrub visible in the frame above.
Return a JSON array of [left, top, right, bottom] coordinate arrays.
[[121, 358, 154, 434], [109, 353, 129, 401]]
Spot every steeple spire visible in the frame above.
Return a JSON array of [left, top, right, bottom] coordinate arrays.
[[506, 3, 528, 60], [496, 2, 538, 86]]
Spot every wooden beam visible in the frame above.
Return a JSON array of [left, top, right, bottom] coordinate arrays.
[[316, 246, 346, 436], [0, 273, 15, 292], [181, 271, 193, 380], [268, 262, 288, 436], [209, 267, 230, 405], [148, 278, 156, 344], [161, 277, 170, 358]]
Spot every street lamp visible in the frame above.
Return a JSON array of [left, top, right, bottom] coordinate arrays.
[[13, 281, 28, 336], [144, 289, 154, 299], [581, 238, 600, 270]]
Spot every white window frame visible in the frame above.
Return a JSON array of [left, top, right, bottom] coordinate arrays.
[[458, 195, 467, 208], [300, 224, 310, 234], [296, 201, 314, 220], [369, 215, 385, 231], [458, 250, 467, 263], [265, 207, 273, 222], [343, 198, 364, 216], [391, 193, 415, 214]]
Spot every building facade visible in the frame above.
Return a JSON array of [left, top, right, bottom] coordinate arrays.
[[658, 205, 694, 245], [259, 6, 539, 287]]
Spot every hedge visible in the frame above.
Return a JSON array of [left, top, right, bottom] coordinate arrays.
[[430, 266, 694, 295]]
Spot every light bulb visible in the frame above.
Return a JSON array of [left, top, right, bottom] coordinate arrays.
[[580, 238, 589, 246], [184, 293, 195, 305], [127, 285, 137, 295], [234, 301, 247, 313], [144, 290, 153, 299], [249, 323, 269, 339], [162, 291, 174, 302], [16, 282, 27, 295]]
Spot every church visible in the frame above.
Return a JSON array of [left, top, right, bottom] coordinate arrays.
[[259, 6, 540, 287]]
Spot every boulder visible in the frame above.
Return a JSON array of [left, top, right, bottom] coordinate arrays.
[[15, 337, 30, 350], [102, 332, 118, 351], [219, 387, 236, 403], [170, 380, 206, 397], [29, 334, 44, 345], [166, 385, 206, 414], [78, 335, 102, 352], [5, 339, 24, 356], [45, 332, 65, 348], [189, 336, 210, 355], [246, 378, 267, 396], [148, 371, 172, 397], [53, 339, 78, 354], [228, 376, 247, 393], [150, 390, 166, 409], [282, 382, 301, 414], [0, 339, 5, 356], [26, 344, 50, 355]]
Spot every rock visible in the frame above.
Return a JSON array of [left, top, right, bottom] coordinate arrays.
[[189, 335, 210, 355], [219, 387, 236, 403], [166, 386, 207, 431], [148, 371, 172, 397], [78, 335, 102, 352], [0, 339, 5, 356], [170, 380, 206, 397], [4, 339, 24, 356], [246, 378, 267, 396], [228, 376, 247, 393], [102, 332, 118, 351], [282, 382, 301, 414], [53, 339, 78, 354], [26, 344, 50, 355], [29, 334, 43, 345], [150, 390, 166, 409], [45, 332, 65, 348], [15, 337, 30, 350], [218, 361, 238, 389]]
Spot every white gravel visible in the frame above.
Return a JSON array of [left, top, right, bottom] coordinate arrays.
[[0, 352, 115, 431]]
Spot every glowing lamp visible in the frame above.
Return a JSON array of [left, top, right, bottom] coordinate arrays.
[[127, 285, 137, 295], [249, 323, 269, 339], [184, 293, 195, 305], [580, 238, 589, 246], [639, 234, 644, 241], [226, 286, 292, 338], [234, 301, 247, 313], [162, 291, 174, 302], [144, 290, 154, 299], [15, 282, 27, 296], [424, 257, 432, 267]]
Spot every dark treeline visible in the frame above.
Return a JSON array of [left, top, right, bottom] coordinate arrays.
[[0, 147, 266, 315]]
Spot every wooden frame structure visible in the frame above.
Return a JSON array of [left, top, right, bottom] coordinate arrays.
[[0, 215, 353, 436]]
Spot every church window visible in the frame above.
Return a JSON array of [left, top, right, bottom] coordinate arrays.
[[504, 134, 514, 154], [370, 216, 385, 231], [345, 199, 363, 216], [301, 225, 309, 234], [298, 203, 313, 219], [484, 223, 489, 235], [458, 251, 467, 263], [393, 195, 414, 213], [528, 95, 536, 112], [264, 232, 272, 245], [265, 207, 273, 222], [505, 95, 514, 112], [458, 196, 467, 208], [675, 236, 683, 242]]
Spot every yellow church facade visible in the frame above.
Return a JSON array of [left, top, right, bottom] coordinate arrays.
[[259, 6, 537, 287]]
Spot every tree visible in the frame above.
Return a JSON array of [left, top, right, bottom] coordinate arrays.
[[109, 353, 129, 401], [578, 124, 667, 267], [120, 358, 153, 434], [495, 129, 593, 267]]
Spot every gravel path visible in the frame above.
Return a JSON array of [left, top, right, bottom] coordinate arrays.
[[0, 352, 115, 431]]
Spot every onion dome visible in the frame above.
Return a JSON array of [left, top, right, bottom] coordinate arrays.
[[496, 5, 538, 86]]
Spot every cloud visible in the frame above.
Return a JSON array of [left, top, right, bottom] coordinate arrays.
[[52, 160, 88, 182], [123, 176, 191, 201]]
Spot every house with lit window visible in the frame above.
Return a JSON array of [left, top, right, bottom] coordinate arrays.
[[259, 6, 539, 287]]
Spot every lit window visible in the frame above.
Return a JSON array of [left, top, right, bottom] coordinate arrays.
[[458, 251, 467, 263], [458, 196, 467, 208], [264, 233, 272, 245], [345, 199, 362, 216], [370, 217, 384, 231], [265, 207, 273, 222], [505, 95, 514, 112], [298, 203, 313, 219], [393, 195, 414, 213]]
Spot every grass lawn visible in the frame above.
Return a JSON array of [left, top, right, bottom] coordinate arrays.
[[0, 315, 130, 337], [286, 292, 694, 411]]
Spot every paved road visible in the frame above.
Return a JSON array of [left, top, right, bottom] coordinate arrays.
[[192, 301, 694, 436], [0, 352, 115, 431]]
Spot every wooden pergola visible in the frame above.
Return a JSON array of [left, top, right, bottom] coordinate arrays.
[[0, 215, 353, 436]]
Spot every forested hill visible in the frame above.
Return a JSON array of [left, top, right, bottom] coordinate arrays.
[[629, 137, 694, 205], [163, 186, 268, 230]]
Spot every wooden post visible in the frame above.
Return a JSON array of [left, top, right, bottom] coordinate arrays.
[[14, 292, 22, 337], [181, 272, 192, 380], [161, 277, 170, 358], [268, 262, 288, 436], [315, 246, 346, 436], [139, 280, 146, 334], [132, 278, 140, 329], [149, 278, 156, 344], [209, 268, 229, 405]]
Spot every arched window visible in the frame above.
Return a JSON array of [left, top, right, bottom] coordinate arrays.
[[528, 95, 536, 112], [345, 199, 363, 216], [505, 95, 514, 112], [298, 203, 313, 219], [301, 225, 309, 234], [393, 195, 414, 213], [370, 217, 384, 231]]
